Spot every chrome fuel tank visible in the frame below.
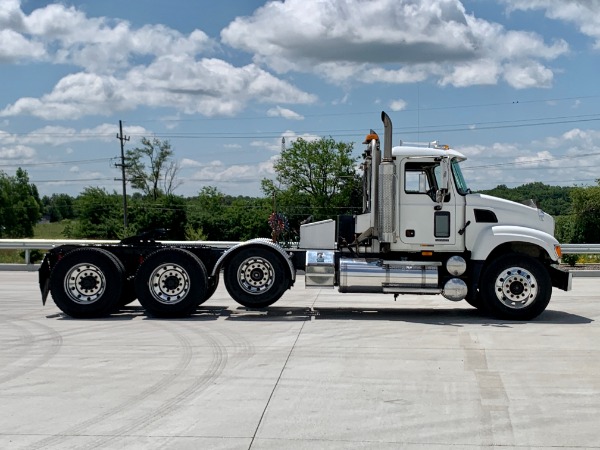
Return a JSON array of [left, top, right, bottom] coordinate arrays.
[[339, 258, 440, 294]]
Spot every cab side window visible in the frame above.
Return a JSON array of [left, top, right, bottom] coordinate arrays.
[[404, 168, 429, 193], [404, 161, 451, 202], [404, 162, 437, 201]]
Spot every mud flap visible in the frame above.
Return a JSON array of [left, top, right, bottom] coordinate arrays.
[[39, 255, 51, 305], [549, 265, 572, 291]]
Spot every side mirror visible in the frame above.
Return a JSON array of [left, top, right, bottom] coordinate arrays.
[[435, 157, 451, 204], [418, 173, 428, 193], [440, 157, 450, 191]]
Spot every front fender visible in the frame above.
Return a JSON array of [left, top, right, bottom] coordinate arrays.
[[469, 225, 560, 262], [210, 238, 296, 282]]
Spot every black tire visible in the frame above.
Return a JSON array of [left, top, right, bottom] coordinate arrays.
[[479, 253, 552, 320], [465, 293, 485, 310], [135, 248, 207, 318], [117, 278, 137, 308], [224, 247, 290, 308], [199, 275, 219, 305], [49, 247, 125, 318]]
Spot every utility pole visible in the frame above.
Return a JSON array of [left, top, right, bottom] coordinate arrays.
[[115, 120, 130, 231]]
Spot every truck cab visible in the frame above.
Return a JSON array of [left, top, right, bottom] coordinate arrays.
[[301, 112, 571, 320]]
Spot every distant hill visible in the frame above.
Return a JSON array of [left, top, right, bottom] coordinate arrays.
[[476, 182, 573, 216]]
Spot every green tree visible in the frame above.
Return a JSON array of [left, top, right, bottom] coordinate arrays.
[[126, 137, 181, 200], [0, 168, 42, 238], [262, 137, 362, 222], [64, 187, 123, 239], [186, 187, 272, 241], [128, 194, 188, 240], [478, 182, 572, 216], [224, 196, 272, 240], [42, 193, 75, 222], [187, 186, 227, 240], [566, 184, 600, 243]]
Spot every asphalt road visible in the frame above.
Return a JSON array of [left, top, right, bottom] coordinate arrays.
[[1, 272, 599, 449]]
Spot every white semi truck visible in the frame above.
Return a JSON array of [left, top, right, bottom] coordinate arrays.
[[39, 112, 571, 320]]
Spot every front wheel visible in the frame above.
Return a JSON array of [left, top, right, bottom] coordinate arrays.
[[480, 254, 552, 320], [224, 247, 290, 308]]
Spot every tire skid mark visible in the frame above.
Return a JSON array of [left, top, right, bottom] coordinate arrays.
[[154, 323, 231, 449], [213, 324, 255, 369], [0, 320, 34, 351], [27, 322, 194, 450], [0, 319, 63, 386], [459, 331, 515, 447], [84, 321, 228, 449]]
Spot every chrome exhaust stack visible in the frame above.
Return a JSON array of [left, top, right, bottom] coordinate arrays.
[[378, 111, 396, 244]]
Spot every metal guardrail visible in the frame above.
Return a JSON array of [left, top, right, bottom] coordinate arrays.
[[0, 239, 240, 270], [1, 239, 599, 271], [560, 244, 600, 254]]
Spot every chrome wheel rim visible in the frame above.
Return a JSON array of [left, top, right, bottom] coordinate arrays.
[[149, 263, 190, 304], [494, 266, 538, 309], [237, 256, 275, 295], [65, 263, 106, 304]]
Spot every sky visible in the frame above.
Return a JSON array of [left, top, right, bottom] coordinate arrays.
[[1, 0, 600, 200]]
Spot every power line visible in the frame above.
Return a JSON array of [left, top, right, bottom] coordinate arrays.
[[130, 93, 600, 122], [462, 150, 600, 170], [32, 177, 114, 183], [0, 158, 111, 168]]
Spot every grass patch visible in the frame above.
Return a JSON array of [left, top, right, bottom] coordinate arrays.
[[0, 250, 22, 264], [0, 221, 71, 264], [34, 221, 69, 239]]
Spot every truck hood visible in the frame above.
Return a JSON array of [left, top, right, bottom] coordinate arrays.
[[466, 194, 555, 236]]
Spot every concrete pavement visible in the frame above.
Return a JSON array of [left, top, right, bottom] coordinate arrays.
[[1, 272, 599, 449]]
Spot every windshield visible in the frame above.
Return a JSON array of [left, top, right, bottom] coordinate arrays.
[[452, 159, 470, 195]]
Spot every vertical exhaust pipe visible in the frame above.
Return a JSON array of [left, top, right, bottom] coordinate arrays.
[[381, 111, 393, 161], [378, 111, 396, 244]]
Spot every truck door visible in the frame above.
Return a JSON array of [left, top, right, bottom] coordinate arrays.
[[398, 158, 459, 248]]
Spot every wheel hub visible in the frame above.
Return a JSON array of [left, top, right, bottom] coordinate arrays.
[[495, 267, 538, 309], [238, 257, 275, 295], [65, 263, 106, 304], [149, 264, 190, 304]]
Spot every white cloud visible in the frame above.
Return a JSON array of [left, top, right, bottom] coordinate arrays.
[[0, 144, 36, 159], [514, 150, 556, 167], [0, 123, 151, 147], [0, 29, 45, 61], [267, 106, 304, 120], [1, 57, 316, 120], [6, 2, 213, 72], [189, 157, 277, 183], [502, 60, 554, 89], [0, 2, 316, 120], [503, 0, 600, 48], [461, 128, 600, 189], [180, 158, 205, 168], [389, 99, 408, 111], [221, 0, 568, 88]]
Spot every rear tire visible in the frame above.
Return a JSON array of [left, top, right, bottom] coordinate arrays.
[[224, 247, 290, 308], [465, 293, 485, 310], [135, 248, 207, 318], [50, 247, 124, 318], [200, 276, 219, 305], [480, 254, 551, 320], [117, 278, 137, 308]]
